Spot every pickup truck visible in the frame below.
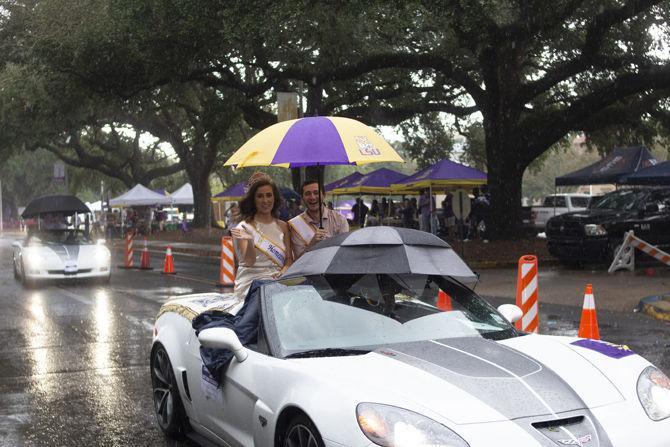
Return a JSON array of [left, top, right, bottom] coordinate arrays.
[[531, 194, 591, 229], [546, 188, 670, 265]]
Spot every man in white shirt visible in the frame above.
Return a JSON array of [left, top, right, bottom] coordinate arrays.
[[289, 179, 349, 260]]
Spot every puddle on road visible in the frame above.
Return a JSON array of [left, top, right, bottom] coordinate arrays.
[[542, 314, 579, 337]]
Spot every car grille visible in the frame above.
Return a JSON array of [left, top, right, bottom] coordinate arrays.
[[48, 269, 93, 275], [546, 220, 583, 237]]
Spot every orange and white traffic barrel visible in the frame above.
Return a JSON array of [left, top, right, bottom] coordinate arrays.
[[515, 255, 539, 333], [217, 236, 235, 287], [118, 231, 135, 269]]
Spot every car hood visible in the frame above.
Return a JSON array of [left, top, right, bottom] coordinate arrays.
[[293, 335, 632, 424], [550, 208, 629, 224], [26, 243, 104, 263]]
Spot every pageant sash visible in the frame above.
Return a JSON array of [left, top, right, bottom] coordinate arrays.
[[289, 214, 316, 245], [240, 222, 286, 267]]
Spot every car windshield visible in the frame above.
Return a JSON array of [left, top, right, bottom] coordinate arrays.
[[588, 190, 645, 210], [28, 229, 92, 246], [264, 274, 517, 358], [570, 197, 590, 208]]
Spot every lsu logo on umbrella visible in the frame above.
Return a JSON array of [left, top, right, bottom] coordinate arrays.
[[355, 136, 381, 156]]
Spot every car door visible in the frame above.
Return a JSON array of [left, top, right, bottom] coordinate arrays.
[[635, 191, 670, 248], [194, 349, 263, 446]]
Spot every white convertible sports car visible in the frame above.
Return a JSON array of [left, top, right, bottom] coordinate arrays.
[[152, 271, 670, 446], [14, 194, 111, 287], [13, 229, 112, 286]]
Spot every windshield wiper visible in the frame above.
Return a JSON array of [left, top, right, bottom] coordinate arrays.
[[285, 348, 370, 359]]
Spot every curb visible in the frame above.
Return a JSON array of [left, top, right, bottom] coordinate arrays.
[[637, 295, 670, 322], [468, 259, 561, 270]]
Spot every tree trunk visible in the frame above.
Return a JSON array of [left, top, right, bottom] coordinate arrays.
[[484, 121, 526, 239], [189, 170, 212, 228]]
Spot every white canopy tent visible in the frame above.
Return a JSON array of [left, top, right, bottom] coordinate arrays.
[[86, 200, 103, 212], [109, 184, 172, 207], [169, 183, 194, 205]]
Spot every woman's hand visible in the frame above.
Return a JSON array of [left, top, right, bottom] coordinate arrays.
[[230, 227, 253, 240], [272, 266, 289, 279]]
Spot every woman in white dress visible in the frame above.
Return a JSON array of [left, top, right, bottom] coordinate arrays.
[[230, 172, 293, 298]]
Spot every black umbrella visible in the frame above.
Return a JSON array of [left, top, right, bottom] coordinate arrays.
[[283, 226, 477, 282], [21, 195, 91, 218]]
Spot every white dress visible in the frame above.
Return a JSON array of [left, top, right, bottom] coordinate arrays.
[[233, 219, 286, 298]]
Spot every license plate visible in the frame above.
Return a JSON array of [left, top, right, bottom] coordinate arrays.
[[64, 264, 77, 273]]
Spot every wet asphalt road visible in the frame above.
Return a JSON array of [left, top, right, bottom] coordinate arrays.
[[0, 236, 206, 446], [0, 234, 668, 446]]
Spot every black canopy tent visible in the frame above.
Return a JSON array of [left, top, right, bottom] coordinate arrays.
[[624, 161, 670, 186], [555, 146, 657, 186]]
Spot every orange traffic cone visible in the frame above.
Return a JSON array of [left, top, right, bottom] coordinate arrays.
[[437, 290, 452, 311], [162, 245, 175, 275], [578, 284, 600, 339], [139, 238, 152, 270]]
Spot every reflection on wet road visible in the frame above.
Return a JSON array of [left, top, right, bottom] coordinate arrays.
[[0, 237, 202, 446]]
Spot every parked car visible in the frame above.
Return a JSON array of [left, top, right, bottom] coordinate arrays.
[[531, 193, 591, 230], [151, 227, 670, 447], [546, 188, 670, 265]]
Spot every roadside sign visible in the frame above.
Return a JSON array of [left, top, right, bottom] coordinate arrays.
[[452, 189, 471, 219]]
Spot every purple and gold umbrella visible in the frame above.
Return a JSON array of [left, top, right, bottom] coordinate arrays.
[[224, 116, 403, 226], [224, 117, 403, 168]]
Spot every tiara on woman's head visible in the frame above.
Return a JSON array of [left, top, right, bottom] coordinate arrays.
[[246, 171, 273, 189]]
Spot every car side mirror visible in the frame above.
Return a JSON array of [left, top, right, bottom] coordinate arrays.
[[497, 304, 523, 324], [11, 241, 20, 248], [198, 328, 248, 363]]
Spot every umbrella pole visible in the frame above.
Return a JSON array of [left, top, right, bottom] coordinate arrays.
[[318, 164, 323, 229], [429, 185, 434, 235]]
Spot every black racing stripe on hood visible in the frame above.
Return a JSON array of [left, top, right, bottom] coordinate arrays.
[[378, 337, 587, 420]]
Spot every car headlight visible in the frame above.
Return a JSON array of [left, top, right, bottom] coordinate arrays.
[[356, 403, 469, 447], [584, 224, 607, 236], [637, 366, 670, 421], [24, 250, 43, 268], [95, 247, 111, 264]]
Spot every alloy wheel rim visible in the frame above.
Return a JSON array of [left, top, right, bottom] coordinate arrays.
[[285, 424, 319, 447], [151, 348, 174, 429]]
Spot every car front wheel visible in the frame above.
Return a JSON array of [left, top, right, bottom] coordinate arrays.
[[150, 344, 186, 439], [282, 414, 324, 447], [20, 261, 35, 288]]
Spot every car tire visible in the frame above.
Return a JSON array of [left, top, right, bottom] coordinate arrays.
[[20, 261, 35, 289], [282, 413, 325, 447], [13, 259, 19, 280], [150, 344, 187, 439]]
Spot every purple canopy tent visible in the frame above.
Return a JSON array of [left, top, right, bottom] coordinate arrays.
[[324, 172, 364, 193], [331, 168, 408, 195], [391, 159, 487, 192], [391, 159, 487, 234]]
